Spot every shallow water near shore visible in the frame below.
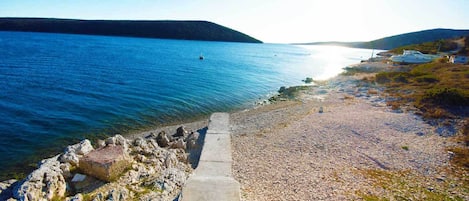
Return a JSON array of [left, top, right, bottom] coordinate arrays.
[[0, 31, 379, 179]]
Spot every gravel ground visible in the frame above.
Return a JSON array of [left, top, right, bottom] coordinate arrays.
[[230, 73, 464, 200]]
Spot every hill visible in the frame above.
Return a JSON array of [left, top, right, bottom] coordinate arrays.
[[300, 28, 469, 50], [0, 18, 262, 43]]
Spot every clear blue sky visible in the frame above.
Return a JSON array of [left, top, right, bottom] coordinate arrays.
[[0, 0, 468, 43]]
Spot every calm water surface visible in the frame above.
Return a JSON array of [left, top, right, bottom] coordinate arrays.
[[0, 31, 380, 179]]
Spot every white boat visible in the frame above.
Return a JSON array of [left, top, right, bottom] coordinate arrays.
[[390, 50, 438, 64]]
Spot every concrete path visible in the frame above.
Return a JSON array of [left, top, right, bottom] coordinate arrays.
[[181, 113, 240, 201]]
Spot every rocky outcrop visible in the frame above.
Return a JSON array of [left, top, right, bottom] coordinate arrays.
[[1, 126, 202, 201], [13, 155, 67, 201]]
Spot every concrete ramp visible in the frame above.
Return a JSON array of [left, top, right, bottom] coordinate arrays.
[[181, 113, 240, 201]]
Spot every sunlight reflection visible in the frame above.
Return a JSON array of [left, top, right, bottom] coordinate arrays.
[[299, 45, 376, 80]]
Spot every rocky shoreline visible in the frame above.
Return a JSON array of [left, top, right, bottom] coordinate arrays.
[[1, 61, 467, 200], [0, 125, 206, 201]]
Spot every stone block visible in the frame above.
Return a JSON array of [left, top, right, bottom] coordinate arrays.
[[79, 145, 131, 182]]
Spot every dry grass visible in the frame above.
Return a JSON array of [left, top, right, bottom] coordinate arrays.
[[356, 169, 467, 201]]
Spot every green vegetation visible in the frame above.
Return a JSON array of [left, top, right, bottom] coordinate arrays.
[[389, 39, 458, 54], [271, 85, 311, 101], [302, 77, 314, 83], [401, 146, 409, 151], [0, 18, 262, 43], [302, 29, 469, 50], [372, 62, 469, 119], [356, 169, 467, 201]]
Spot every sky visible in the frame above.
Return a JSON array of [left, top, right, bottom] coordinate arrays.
[[0, 0, 468, 43]]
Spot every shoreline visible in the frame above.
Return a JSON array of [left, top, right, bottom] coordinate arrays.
[[2, 61, 467, 200], [231, 61, 468, 200]]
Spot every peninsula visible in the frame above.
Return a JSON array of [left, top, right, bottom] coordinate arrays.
[[0, 18, 262, 43]]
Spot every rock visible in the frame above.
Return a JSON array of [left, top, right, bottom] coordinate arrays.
[[60, 163, 72, 178], [14, 155, 67, 201], [156, 131, 170, 147], [144, 168, 188, 197], [108, 187, 129, 201], [59, 139, 94, 166], [60, 152, 80, 166], [134, 137, 146, 147], [185, 132, 199, 150], [319, 107, 324, 113], [164, 151, 178, 169], [96, 140, 106, 148], [79, 145, 131, 182], [170, 139, 186, 150], [105, 136, 116, 145], [174, 126, 187, 138], [145, 132, 157, 139], [75, 140, 94, 155], [65, 193, 83, 201], [70, 173, 105, 194]]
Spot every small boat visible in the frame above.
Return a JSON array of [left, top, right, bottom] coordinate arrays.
[[199, 55, 204, 60], [390, 50, 438, 64]]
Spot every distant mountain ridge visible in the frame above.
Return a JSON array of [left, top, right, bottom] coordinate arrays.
[[299, 28, 469, 50], [0, 18, 262, 43]]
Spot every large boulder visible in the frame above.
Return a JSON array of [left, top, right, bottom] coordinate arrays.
[[79, 145, 131, 182], [14, 155, 66, 201]]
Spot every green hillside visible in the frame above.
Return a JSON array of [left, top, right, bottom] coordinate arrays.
[[0, 18, 262, 43], [301, 28, 469, 50]]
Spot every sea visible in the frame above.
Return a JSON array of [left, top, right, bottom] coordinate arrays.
[[0, 31, 380, 179]]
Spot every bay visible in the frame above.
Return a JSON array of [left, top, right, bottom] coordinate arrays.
[[0, 31, 379, 179]]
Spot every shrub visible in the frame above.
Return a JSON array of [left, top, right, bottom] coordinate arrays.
[[418, 87, 469, 107], [393, 74, 409, 83], [415, 74, 439, 83], [302, 77, 314, 83], [375, 73, 391, 84]]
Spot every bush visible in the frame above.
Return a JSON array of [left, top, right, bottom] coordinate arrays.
[[415, 74, 439, 83], [375, 73, 391, 84], [302, 77, 314, 83], [419, 87, 469, 107]]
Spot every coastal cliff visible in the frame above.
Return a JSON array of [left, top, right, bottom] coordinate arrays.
[[0, 18, 262, 43]]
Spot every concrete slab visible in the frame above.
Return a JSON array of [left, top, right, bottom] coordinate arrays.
[[199, 134, 232, 163], [181, 177, 240, 201], [181, 112, 240, 201], [194, 161, 232, 177], [207, 112, 230, 134]]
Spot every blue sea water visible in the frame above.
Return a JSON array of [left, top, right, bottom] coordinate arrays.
[[0, 31, 379, 179]]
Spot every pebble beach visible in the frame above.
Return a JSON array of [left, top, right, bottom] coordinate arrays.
[[230, 62, 467, 200], [2, 61, 467, 200]]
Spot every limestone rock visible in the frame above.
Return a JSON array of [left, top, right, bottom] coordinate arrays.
[[60, 152, 79, 166], [79, 145, 131, 182], [156, 131, 170, 147], [185, 131, 199, 150], [165, 151, 178, 169], [170, 139, 186, 150], [107, 187, 129, 201], [65, 193, 83, 201], [59, 139, 94, 166], [14, 155, 66, 201], [96, 140, 106, 148], [174, 126, 187, 138]]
